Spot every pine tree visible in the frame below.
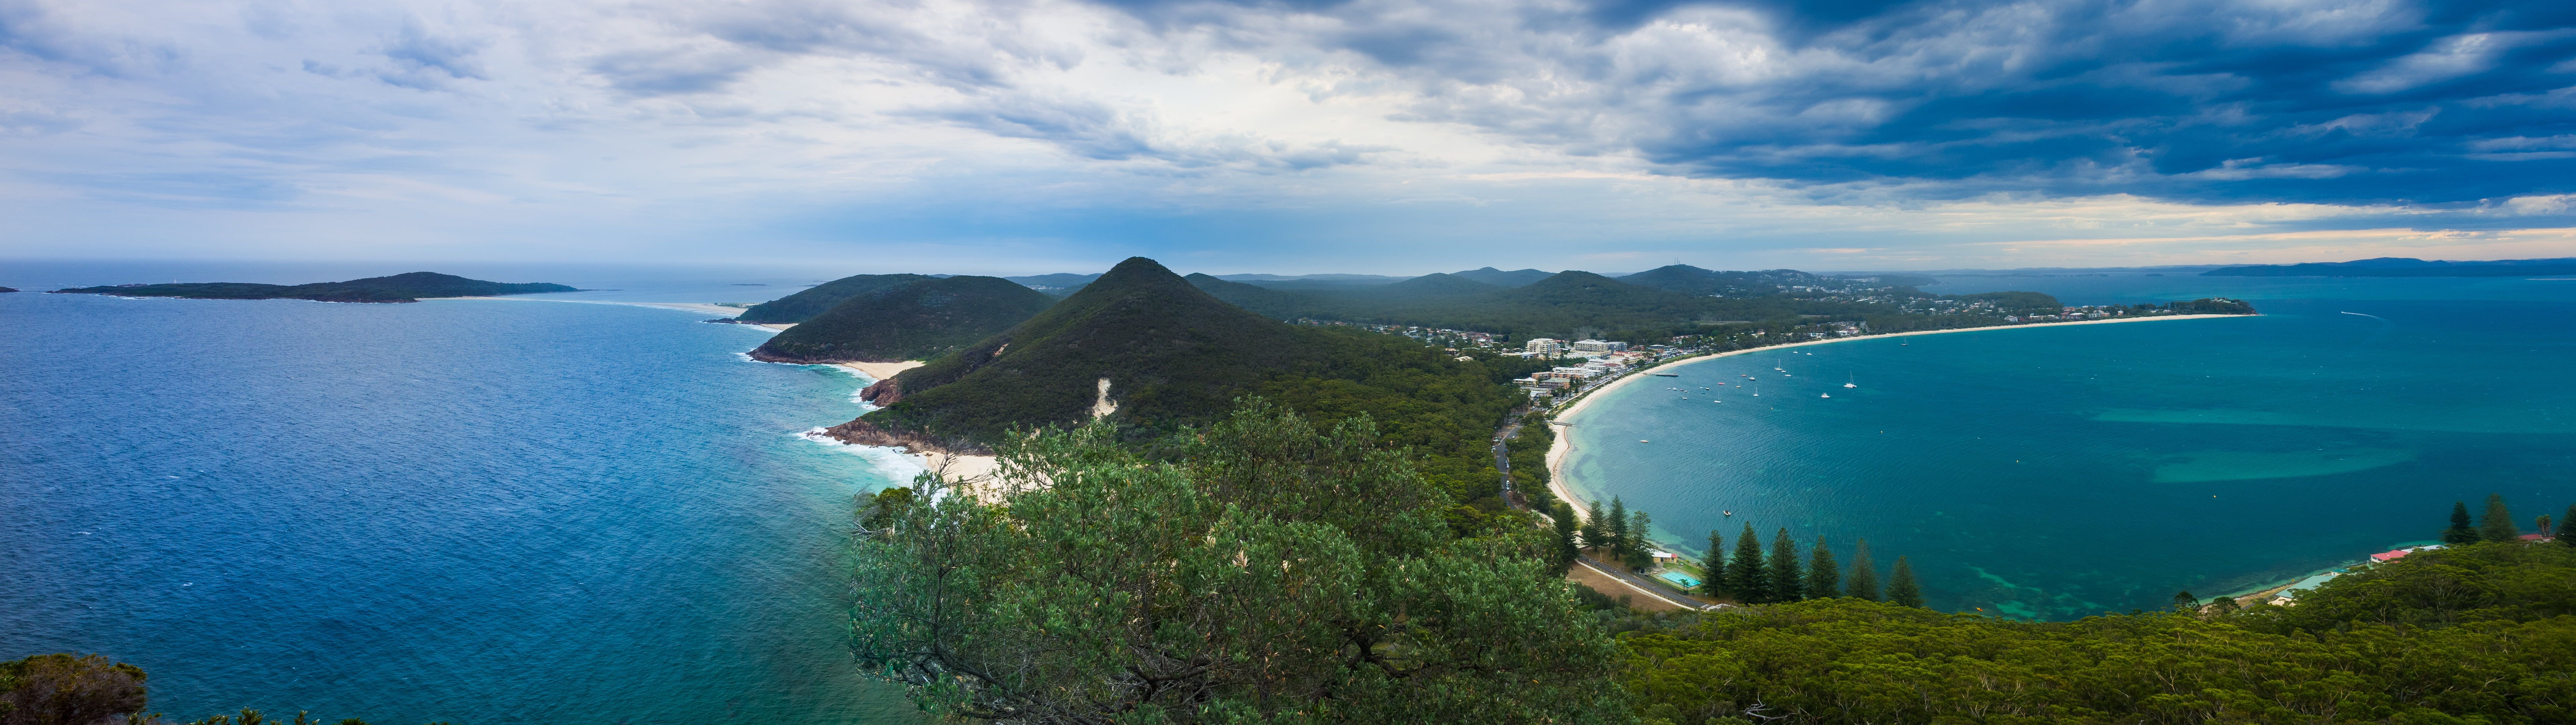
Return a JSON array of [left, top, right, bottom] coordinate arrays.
[[1766, 528, 1803, 602], [2479, 494, 2519, 542], [1701, 530, 1727, 597], [1580, 501, 1607, 553], [1620, 509, 1656, 572], [2563, 504, 2576, 548], [1551, 507, 1580, 572], [1845, 538, 1879, 601], [1887, 556, 1924, 608], [1727, 523, 1768, 603], [1806, 536, 1840, 599], [1606, 498, 1630, 559], [2442, 501, 2481, 545]]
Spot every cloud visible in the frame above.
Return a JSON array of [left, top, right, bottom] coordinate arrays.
[[0, 0, 2573, 271]]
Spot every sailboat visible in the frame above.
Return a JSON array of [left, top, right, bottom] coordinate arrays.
[[1752, 385, 1760, 397], [1844, 373, 1857, 389], [1820, 393, 1831, 398]]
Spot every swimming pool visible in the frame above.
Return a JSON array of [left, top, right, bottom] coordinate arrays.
[[1657, 571, 1701, 589]]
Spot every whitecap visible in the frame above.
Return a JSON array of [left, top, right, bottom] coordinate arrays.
[[794, 427, 927, 482]]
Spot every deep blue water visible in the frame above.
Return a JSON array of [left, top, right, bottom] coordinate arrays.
[[1562, 277, 2576, 619], [0, 288, 923, 723]]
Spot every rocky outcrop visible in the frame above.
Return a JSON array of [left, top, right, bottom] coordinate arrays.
[[860, 379, 905, 406], [818, 418, 989, 456]]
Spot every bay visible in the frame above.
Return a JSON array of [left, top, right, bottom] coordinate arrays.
[[1558, 276, 2576, 619]]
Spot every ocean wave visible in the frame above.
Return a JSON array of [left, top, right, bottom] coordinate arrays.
[[795, 427, 927, 481]]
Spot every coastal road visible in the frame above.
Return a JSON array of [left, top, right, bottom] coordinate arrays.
[[1573, 555, 1715, 612]]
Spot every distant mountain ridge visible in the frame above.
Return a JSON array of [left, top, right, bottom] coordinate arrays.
[[749, 276, 1055, 364], [1448, 267, 1557, 287], [2204, 257, 2576, 277], [48, 272, 575, 303]]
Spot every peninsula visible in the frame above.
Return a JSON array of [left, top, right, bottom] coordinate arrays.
[[49, 272, 577, 303]]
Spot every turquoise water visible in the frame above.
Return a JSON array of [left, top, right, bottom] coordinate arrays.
[[1561, 279, 2576, 619], [0, 287, 923, 723], [1657, 572, 1702, 589]]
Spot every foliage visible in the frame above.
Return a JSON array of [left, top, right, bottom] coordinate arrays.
[[2482, 494, 2523, 542], [1804, 538, 1838, 600], [735, 273, 934, 324], [1844, 539, 1878, 602], [1725, 525, 1767, 604], [1884, 557, 1923, 608], [847, 404, 1631, 724], [751, 276, 1055, 363], [2445, 501, 2482, 545], [1764, 529, 1803, 603], [0, 653, 146, 725], [1700, 532, 1727, 599], [47, 272, 573, 303]]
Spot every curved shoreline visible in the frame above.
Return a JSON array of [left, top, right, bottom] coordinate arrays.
[[1544, 314, 2250, 516]]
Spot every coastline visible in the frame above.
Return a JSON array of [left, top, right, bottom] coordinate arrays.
[[1544, 313, 2249, 517]]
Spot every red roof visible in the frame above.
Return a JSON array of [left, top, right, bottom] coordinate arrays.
[[2369, 549, 2413, 562], [2521, 534, 2553, 541]]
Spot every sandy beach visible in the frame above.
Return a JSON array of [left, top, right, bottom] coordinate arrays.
[[833, 361, 924, 380], [1544, 313, 2250, 512]]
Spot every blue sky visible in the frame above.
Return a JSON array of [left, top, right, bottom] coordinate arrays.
[[2, 0, 2573, 274]]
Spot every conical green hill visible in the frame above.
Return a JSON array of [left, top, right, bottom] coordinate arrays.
[[861, 257, 1311, 442], [749, 276, 1055, 364]]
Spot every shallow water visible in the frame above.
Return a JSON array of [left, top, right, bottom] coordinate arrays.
[[1560, 278, 2576, 619], [0, 289, 922, 723]]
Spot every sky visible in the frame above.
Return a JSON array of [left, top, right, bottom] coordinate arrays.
[[2, 0, 2574, 275]]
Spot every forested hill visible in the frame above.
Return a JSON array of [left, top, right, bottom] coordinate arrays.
[[734, 273, 933, 323], [832, 257, 1547, 515], [2204, 256, 2576, 277], [749, 276, 1055, 364], [47, 272, 575, 303], [1189, 264, 2093, 342]]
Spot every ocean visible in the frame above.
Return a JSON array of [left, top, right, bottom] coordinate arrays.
[[0, 277, 924, 723], [1558, 275, 2576, 619]]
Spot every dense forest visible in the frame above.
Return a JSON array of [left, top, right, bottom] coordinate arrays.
[[732, 272, 933, 323], [46, 272, 574, 303], [749, 275, 1054, 364]]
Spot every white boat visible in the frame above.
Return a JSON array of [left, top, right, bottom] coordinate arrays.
[[1844, 373, 1857, 389], [1821, 393, 1831, 398]]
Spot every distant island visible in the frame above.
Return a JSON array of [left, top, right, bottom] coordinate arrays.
[[48, 272, 578, 303], [0, 287, 17, 293], [2204, 257, 2576, 277]]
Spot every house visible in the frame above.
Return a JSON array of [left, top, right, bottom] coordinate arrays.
[[1524, 338, 1565, 357]]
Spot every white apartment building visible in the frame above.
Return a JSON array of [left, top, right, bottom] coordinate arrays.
[[1570, 339, 1627, 353], [1524, 338, 1565, 356]]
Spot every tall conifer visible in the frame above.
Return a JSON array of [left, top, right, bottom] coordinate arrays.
[[1807, 536, 1840, 599], [1727, 523, 1767, 602], [2563, 504, 2576, 547], [2442, 501, 2481, 545], [1606, 497, 1630, 558], [1701, 530, 1727, 596], [1846, 538, 1880, 601], [1580, 501, 1608, 552], [1766, 528, 1803, 602], [2479, 494, 2519, 542], [1551, 508, 1580, 571], [1621, 510, 1655, 571], [1887, 556, 1924, 608]]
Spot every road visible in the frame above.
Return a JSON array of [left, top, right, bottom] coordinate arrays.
[[1574, 555, 1715, 611]]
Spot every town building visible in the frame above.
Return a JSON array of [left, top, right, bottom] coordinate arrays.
[[1524, 338, 1565, 357]]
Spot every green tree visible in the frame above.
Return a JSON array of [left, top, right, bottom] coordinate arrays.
[[1606, 497, 1631, 559], [1766, 528, 1804, 602], [847, 402, 1630, 723], [1726, 523, 1767, 603], [1886, 555, 1924, 608], [1806, 536, 1840, 599], [0, 653, 149, 725], [2442, 500, 2481, 544], [1552, 506, 1581, 573], [1845, 538, 1879, 601], [1699, 530, 1727, 597], [2479, 494, 2519, 542], [2538, 513, 2554, 540], [2565, 503, 2576, 547], [1620, 509, 1655, 572], [1580, 501, 1608, 552], [2170, 590, 2200, 612]]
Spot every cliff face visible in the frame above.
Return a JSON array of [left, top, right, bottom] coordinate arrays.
[[818, 417, 987, 456], [860, 379, 904, 406]]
